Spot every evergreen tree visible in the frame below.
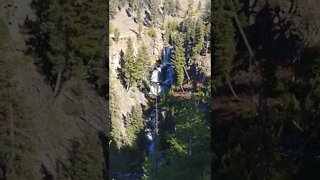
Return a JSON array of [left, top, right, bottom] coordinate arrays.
[[109, 79, 123, 150], [136, 45, 150, 84], [150, 0, 159, 27], [126, 105, 144, 147], [172, 33, 186, 89], [0, 48, 39, 179], [69, 0, 107, 89], [123, 38, 136, 90], [72, 128, 104, 180], [40, 0, 71, 97], [193, 19, 205, 59], [151, 91, 211, 179], [142, 154, 152, 180], [32, 0, 107, 97], [212, 5, 236, 85], [137, 0, 143, 39], [164, 25, 170, 46]]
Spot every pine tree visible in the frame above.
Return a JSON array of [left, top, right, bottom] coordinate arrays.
[[142, 154, 152, 180], [135, 45, 150, 85], [153, 92, 211, 179], [40, 0, 71, 97], [126, 105, 144, 147], [0, 49, 39, 179], [137, 0, 143, 39], [69, 0, 107, 89], [164, 25, 170, 46], [172, 33, 186, 89], [212, 5, 236, 89], [32, 0, 107, 96], [123, 38, 136, 90], [72, 128, 104, 180], [109, 79, 123, 150], [150, 0, 159, 27], [193, 19, 205, 59]]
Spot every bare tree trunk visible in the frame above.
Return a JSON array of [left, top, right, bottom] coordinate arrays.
[[181, 85, 185, 93], [225, 73, 238, 98], [233, 12, 254, 76], [233, 12, 254, 57], [53, 69, 63, 97], [183, 66, 191, 81], [126, 84, 131, 92]]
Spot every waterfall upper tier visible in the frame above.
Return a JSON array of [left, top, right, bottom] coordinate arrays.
[[150, 46, 175, 96]]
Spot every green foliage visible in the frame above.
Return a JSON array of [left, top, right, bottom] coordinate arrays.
[[148, 26, 157, 38], [212, 6, 236, 77], [141, 155, 152, 180], [123, 38, 136, 89], [192, 19, 205, 60], [172, 33, 185, 88], [126, 104, 145, 147], [137, 45, 150, 85], [109, 81, 123, 150], [121, 39, 148, 89], [72, 128, 104, 180], [31, 0, 107, 95], [0, 52, 39, 179], [155, 93, 211, 179], [164, 21, 179, 45], [150, 0, 159, 27]]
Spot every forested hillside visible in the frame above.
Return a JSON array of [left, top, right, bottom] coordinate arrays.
[[213, 0, 320, 179], [1, 0, 108, 179], [109, 0, 211, 179]]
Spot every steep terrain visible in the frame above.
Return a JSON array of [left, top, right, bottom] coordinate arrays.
[[1, 1, 108, 179], [213, 0, 320, 178], [109, 0, 211, 179]]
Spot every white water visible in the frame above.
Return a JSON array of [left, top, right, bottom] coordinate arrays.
[[147, 46, 174, 157]]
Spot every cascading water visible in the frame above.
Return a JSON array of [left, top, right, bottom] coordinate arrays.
[[147, 46, 175, 158], [113, 46, 175, 179]]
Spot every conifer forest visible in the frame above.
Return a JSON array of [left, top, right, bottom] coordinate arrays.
[[1, 0, 320, 179]]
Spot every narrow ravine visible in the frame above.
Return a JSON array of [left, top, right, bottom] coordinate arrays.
[[147, 46, 175, 163], [113, 46, 174, 180]]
